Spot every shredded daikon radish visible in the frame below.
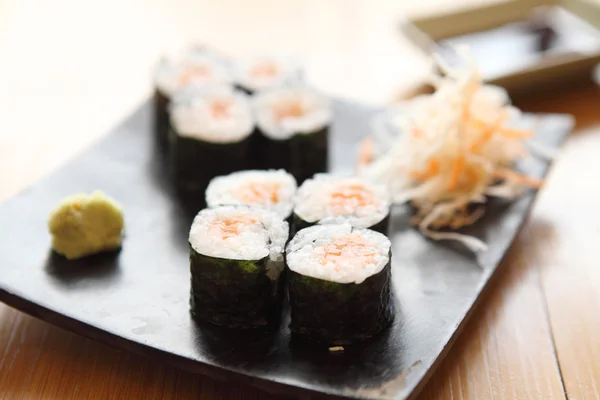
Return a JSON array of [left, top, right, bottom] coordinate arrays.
[[359, 46, 546, 252]]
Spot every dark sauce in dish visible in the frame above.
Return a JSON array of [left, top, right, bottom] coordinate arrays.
[[436, 6, 600, 80]]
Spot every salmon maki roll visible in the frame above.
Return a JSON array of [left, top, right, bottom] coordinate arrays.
[[233, 56, 302, 94], [286, 223, 393, 344], [293, 174, 391, 235], [252, 85, 331, 182], [205, 169, 297, 220], [189, 205, 289, 329], [153, 48, 233, 147], [169, 86, 254, 210]]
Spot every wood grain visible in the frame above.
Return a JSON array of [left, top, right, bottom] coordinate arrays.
[[419, 227, 566, 400], [0, 0, 598, 399], [521, 83, 600, 400]]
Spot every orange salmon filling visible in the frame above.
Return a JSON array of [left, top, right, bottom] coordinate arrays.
[[209, 215, 259, 239], [317, 233, 376, 269], [236, 182, 281, 204], [328, 184, 375, 214], [250, 62, 278, 78], [273, 101, 306, 121], [178, 65, 212, 86], [209, 99, 232, 119]]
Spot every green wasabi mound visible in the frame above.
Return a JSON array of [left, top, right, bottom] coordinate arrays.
[[48, 191, 124, 260]]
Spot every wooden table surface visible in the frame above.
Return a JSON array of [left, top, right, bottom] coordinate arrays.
[[1, 0, 599, 398]]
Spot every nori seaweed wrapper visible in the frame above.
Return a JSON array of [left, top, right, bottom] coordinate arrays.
[[153, 89, 170, 149], [287, 256, 393, 345], [251, 130, 293, 171], [251, 126, 328, 184], [170, 127, 251, 211], [291, 126, 328, 184], [235, 85, 254, 96], [366, 214, 389, 235], [292, 213, 390, 236], [292, 213, 312, 235], [189, 248, 285, 329]]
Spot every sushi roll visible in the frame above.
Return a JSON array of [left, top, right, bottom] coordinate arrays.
[[169, 86, 254, 209], [205, 169, 297, 220], [286, 223, 393, 344], [189, 205, 289, 329], [153, 48, 233, 147], [252, 85, 331, 182], [233, 56, 301, 94], [293, 174, 391, 234]]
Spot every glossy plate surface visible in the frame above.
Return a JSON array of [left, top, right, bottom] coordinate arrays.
[[0, 100, 573, 399]]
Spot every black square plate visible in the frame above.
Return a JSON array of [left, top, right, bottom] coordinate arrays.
[[0, 100, 573, 399]]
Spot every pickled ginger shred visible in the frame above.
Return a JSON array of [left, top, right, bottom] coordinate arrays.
[[359, 46, 546, 252]]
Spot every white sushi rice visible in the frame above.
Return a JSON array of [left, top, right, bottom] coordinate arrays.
[[189, 206, 289, 261], [294, 174, 391, 229], [253, 85, 332, 140], [234, 56, 301, 93], [206, 169, 297, 219], [170, 86, 254, 143], [286, 223, 391, 284], [154, 50, 233, 97]]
